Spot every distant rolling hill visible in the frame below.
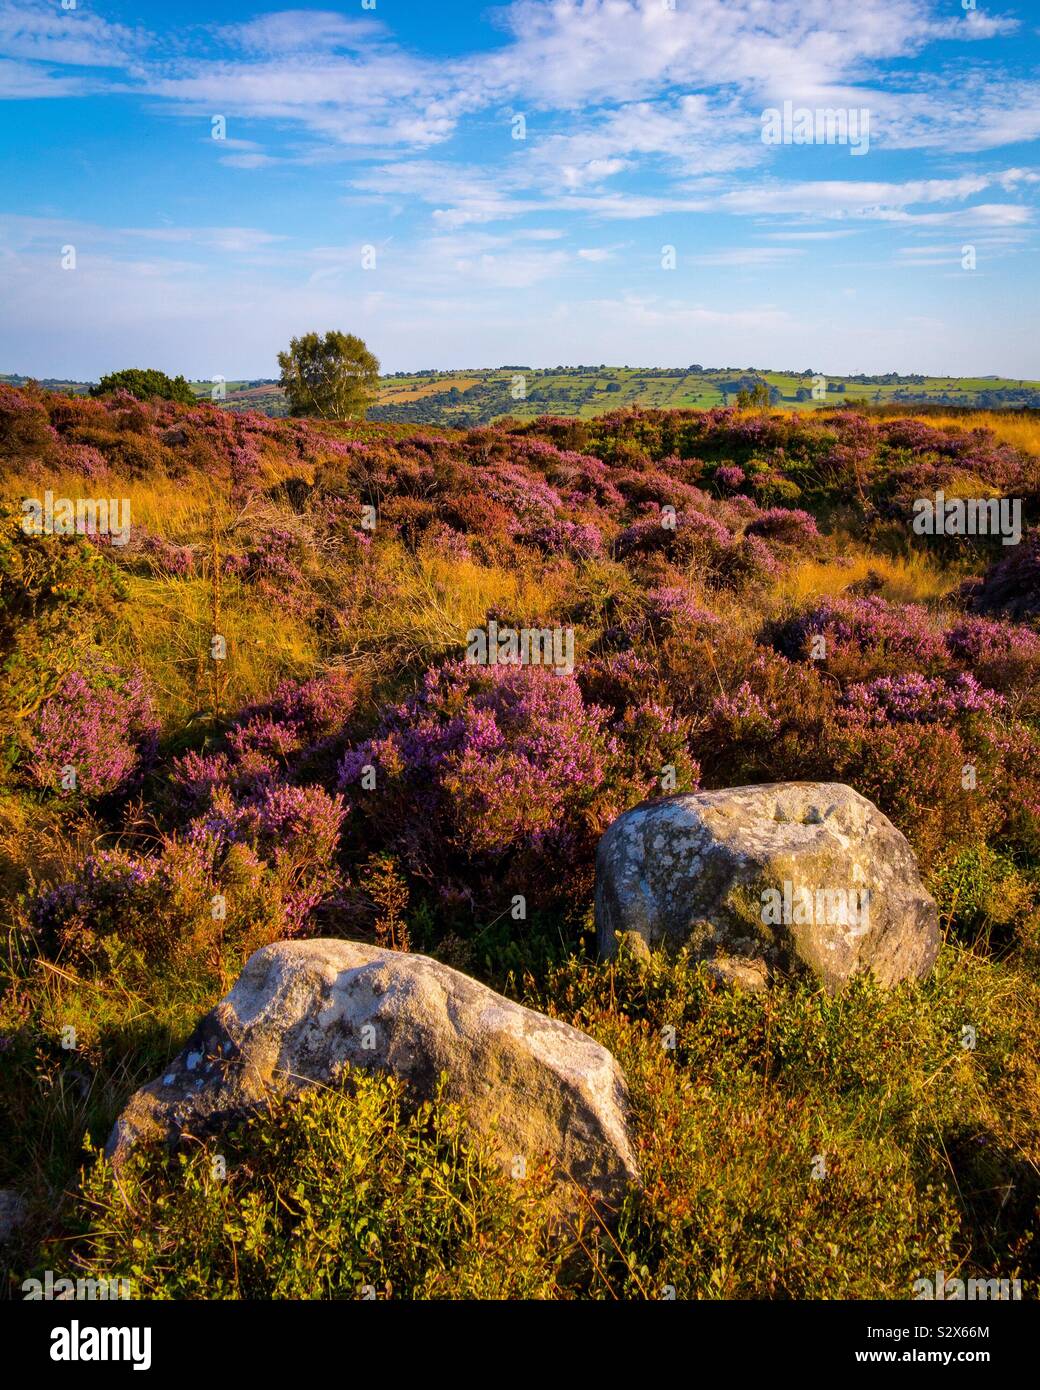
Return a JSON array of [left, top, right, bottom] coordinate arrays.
[[4, 367, 1039, 424]]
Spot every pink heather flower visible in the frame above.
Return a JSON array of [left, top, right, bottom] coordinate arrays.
[[710, 682, 781, 738], [141, 533, 196, 576], [616, 508, 732, 559], [842, 672, 1007, 725], [945, 617, 1040, 668], [777, 596, 947, 673], [27, 662, 159, 797], [188, 783, 346, 874], [482, 461, 563, 527], [337, 661, 620, 898], [643, 587, 721, 637], [170, 670, 357, 809], [522, 519, 605, 559], [745, 507, 820, 546], [715, 464, 746, 491]]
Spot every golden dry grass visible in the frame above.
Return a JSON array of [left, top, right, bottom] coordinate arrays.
[[340, 545, 570, 671], [112, 575, 318, 723], [5, 453, 314, 544], [915, 411, 1040, 458], [773, 548, 956, 609]]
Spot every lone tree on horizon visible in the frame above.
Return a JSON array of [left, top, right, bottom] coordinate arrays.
[[277, 331, 380, 420]]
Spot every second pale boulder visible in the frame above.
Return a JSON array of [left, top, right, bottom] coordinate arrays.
[[595, 782, 939, 991]]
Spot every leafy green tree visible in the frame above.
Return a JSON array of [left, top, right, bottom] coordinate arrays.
[[277, 331, 380, 420], [89, 368, 196, 405], [736, 381, 773, 409]]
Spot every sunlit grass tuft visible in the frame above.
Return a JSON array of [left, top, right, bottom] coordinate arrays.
[[775, 548, 956, 609], [112, 575, 318, 724]]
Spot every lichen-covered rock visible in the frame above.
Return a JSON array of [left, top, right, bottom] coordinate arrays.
[[595, 782, 939, 992], [107, 939, 639, 1218]]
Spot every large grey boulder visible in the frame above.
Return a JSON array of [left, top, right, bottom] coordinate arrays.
[[107, 939, 639, 1218], [596, 782, 939, 992]]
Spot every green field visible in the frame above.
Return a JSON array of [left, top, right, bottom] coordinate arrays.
[[4, 367, 1039, 424], [369, 367, 1040, 425]]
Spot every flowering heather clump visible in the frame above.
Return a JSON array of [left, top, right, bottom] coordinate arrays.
[[518, 439, 607, 476], [169, 748, 271, 809], [229, 439, 263, 499], [613, 466, 708, 513], [222, 551, 250, 578], [26, 661, 159, 797], [522, 518, 605, 560], [772, 596, 947, 679], [613, 515, 669, 558], [823, 718, 1002, 866], [56, 443, 110, 480], [267, 668, 357, 741], [170, 670, 357, 810], [715, 464, 746, 491], [710, 682, 782, 740], [423, 522, 473, 562], [530, 446, 626, 512], [227, 715, 304, 764], [580, 650, 661, 713], [945, 616, 1040, 666], [609, 698, 700, 798], [644, 586, 721, 639], [28, 818, 330, 971], [0, 383, 63, 463], [980, 722, 1040, 850], [168, 780, 348, 938], [245, 526, 318, 619], [616, 509, 732, 562], [745, 507, 820, 547], [842, 672, 1006, 726], [338, 661, 622, 911], [719, 533, 781, 588], [189, 781, 344, 903], [721, 493, 763, 521], [962, 528, 1040, 620], [876, 419, 1023, 479], [141, 532, 196, 577], [482, 462, 563, 528], [944, 616, 1040, 700], [30, 848, 165, 965], [878, 419, 962, 456]]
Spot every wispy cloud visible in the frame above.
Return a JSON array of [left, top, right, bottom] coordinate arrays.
[[0, 0, 1036, 377]]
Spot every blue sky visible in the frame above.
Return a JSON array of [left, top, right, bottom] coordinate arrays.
[[1, 0, 1038, 380]]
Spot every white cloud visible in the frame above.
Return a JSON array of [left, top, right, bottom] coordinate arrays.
[[478, 0, 939, 108], [0, 56, 86, 97], [0, 0, 142, 68], [219, 10, 381, 54], [0, 0, 1036, 378]]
